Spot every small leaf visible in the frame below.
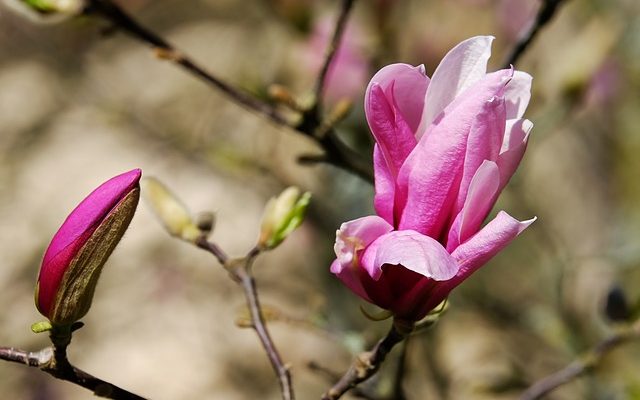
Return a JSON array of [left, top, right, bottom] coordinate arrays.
[[31, 320, 53, 333]]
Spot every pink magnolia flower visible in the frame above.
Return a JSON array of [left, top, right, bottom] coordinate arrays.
[[331, 36, 535, 321], [36, 169, 142, 325]]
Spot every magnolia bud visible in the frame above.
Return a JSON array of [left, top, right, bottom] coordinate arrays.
[[141, 177, 201, 243], [5, 0, 85, 23], [35, 169, 141, 326], [258, 187, 311, 250]]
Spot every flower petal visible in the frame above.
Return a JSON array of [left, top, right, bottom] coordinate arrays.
[[498, 118, 532, 192], [424, 211, 535, 311], [446, 160, 501, 251], [373, 145, 395, 224], [366, 83, 417, 177], [452, 94, 505, 216], [360, 230, 459, 281], [365, 63, 429, 133], [417, 36, 495, 138], [330, 259, 371, 302], [396, 70, 512, 237], [504, 71, 533, 119], [333, 215, 394, 272]]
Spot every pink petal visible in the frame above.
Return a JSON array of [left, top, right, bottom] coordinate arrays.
[[417, 36, 495, 138], [360, 230, 459, 281], [396, 70, 512, 238], [38, 168, 142, 316], [330, 259, 371, 302], [446, 160, 501, 251], [452, 94, 505, 216], [498, 118, 532, 192], [373, 145, 395, 224], [424, 211, 535, 311], [366, 83, 417, 177], [333, 215, 394, 272], [504, 71, 533, 119], [365, 63, 430, 133]]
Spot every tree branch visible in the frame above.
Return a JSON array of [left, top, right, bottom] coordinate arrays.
[[84, 0, 372, 182], [312, 0, 356, 108], [502, 0, 569, 68], [321, 319, 412, 400], [196, 240, 295, 400], [0, 345, 146, 400], [520, 320, 640, 400]]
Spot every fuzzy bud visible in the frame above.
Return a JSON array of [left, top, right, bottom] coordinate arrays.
[[35, 169, 141, 326], [141, 177, 201, 242], [258, 187, 311, 250]]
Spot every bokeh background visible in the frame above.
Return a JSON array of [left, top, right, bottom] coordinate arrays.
[[1, 0, 640, 399]]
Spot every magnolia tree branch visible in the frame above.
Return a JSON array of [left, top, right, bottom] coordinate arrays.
[[321, 320, 412, 400], [0, 345, 146, 400], [312, 0, 356, 109], [195, 238, 294, 400], [520, 320, 640, 400], [84, 0, 372, 182], [502, 0, 569, 68]]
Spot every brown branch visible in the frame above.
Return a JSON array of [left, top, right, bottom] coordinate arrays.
[[86, 0, 285, 125], [84, 0, 372, 182], [312, 0, 356, 108], [502, 0, 569, 68], [321, 319, 412, 400], [520, 321, 640, 400], [0, 344, 146, 400], [196, 240, 295, 400], [391, 338, 409, 400]]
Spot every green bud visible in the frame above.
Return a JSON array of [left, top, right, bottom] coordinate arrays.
[[258, 187, 311, 250], [6, 0, 85, 23], [141, 177, 202, 242]]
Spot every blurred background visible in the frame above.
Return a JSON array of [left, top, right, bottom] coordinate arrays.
[[1, 0, 640, 399]]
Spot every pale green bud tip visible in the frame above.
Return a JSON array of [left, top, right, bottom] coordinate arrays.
[[31, 320, 53, 333], [259, 187, 311, 249], [6, 0, 85, 22], [141, 177, 201, 242]]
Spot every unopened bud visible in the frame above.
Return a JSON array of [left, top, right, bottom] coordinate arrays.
[[5, 0, 85, 23], [35, 169, 141, 326], [258, 187, 311, 250], [141, 177, 201, 242]]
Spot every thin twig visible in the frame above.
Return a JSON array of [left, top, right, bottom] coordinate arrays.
[[322, 319, 411, 400], [236, 259, 295, 400], [502, 0, 569, 68], [391, 338, 409, 400], [84, 0, 372, 182], [86, 0, 285, 124], [0, 345, 146, 400], [196, 240, 295, 400], [520, 321, 640, 400], [312, 0, 356, 108]]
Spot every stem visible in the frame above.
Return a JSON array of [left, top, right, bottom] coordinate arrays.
[[236, 261, 295, 400], [502, 0, 569, 68], [196, 241, 295, 400], [322, 319, 411, 400], [391, 338, 409, 400], [87, 0, 286, 125], [312, 0, 356, 109], [0, 342, 146, 400], [520, 321, 640, 400], [85, 0, 372, 181]]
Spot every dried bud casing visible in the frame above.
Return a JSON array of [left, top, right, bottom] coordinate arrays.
[[35, 169, 142, 326], [141, 177, 201, 242], [259, 187, 311, 250]]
